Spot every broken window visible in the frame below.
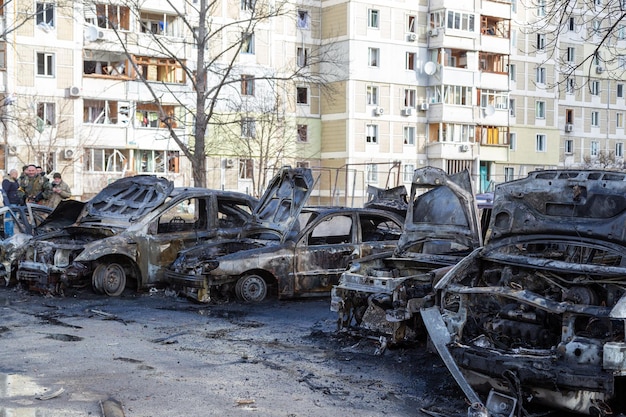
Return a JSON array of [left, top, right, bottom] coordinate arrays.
[[83, 51, 129, 77], [84, 148, 128, 172], [135, 103, 178, 128], [308, 215, 352, 245], [239, 159, 253, 179], [84, 100, 129, 125], [296, 87, 308, 104], [241, 33, 255, 54], [157, 198, 207, 233], [36, 102, 55, 129], [134, 56, 185, 83], [296, 47, 308, 67], [297, 10, 310, 29], [241, 118, 256, 138], [140, 12, 177, 37], [241, 74, 254, 96], [297, 124, 308, 142], [137, 149, 179, 173], [241, 0, 255, 11], [36, 2, 54, 28]]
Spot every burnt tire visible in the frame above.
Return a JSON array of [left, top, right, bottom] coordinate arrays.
[[236, 274, 267, 302], [92, 269, 104, 294], [93, 262, 127, 297]]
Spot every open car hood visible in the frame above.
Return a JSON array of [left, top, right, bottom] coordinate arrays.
[[35, 199, 85, 232], [81, 175, 173, 222], [396, 166, 482, 254], [487, 170, 626, 246], [243, 167, 315, 240]]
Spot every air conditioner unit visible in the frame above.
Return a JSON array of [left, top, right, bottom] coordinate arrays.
[[459, 144, 469, 152], [63, 149, 74, 159], [97, 30, 105, 40], [420, 103, 429, 111], [68, 86, 81, 97], [374, 107, 384, 116], [402, 107, 414, 116], [596, 66, 604, 74], [429, 28, 439, 37], [7, 145, 17, 155], [225, 158, 235, 168], [565, 123, 573, 132], [408, 33, 417, 42]]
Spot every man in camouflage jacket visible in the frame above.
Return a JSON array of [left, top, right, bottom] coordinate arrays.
[[18, 164, 52, 204]]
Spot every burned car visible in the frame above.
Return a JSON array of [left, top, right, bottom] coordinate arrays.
[[15, 175, 257, 296], [167, 167, 404, 302], [331, 167, 484, 343], [423, 170, 626, 416]]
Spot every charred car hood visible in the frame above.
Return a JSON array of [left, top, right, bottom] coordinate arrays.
[[35, 199, 85, 231], [171, 238, 276, 269], [396, 167, 482, 255], [242, 167, 315, 241], [487, 170, 626, 245], [80, 175, 173, 222]]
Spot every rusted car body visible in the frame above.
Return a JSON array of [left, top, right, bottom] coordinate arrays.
[[331, 167, 483, 343], [15, 175, 257, 296], [425, 170, 626, 416], [166, 167, 405, 302]]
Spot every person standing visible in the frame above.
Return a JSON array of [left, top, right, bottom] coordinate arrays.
[[47, 172, 71, 208], [17, 164, 52, 204], [2, 169, 20, 205]]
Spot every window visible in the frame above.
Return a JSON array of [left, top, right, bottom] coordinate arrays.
[[509, 98, 515, 117], [504, 167, 514, 182], [617, 112, 624, 128], [407, 15, 416, 33], [241, 74, 254, 96], [368, 9, 379, 28], [480, 90, 508, 109], [566, 108, 574, 124], [593, 20, 601, 35], [296, 47, 308, 67], [241, 0, 255, 11], [368, 48, 379, 67], [618, 25, 626, 40], [404, 89, 416, 107], [403, 126, 415, 145], [137, 149, 179, 173], [536, 67, 546, 84], [36, 102, 55, 129], [406, 52, 416, 70], [241, 33, 255, 54], [591, 141, 599, 156], [366, 86, 378, 105], [566, 47, 575, 63], [619, 84, 625, 98], [297, 124, 308, 142], [84, 100, 131, 125], [437, 85, 472, 106], [140, 12, 177, 36], [509, 63, 516, 81], [446, 11, 475, 31], [536, 33, 546, 50], [366, 124, 378, 143], [85, 148, 128, 172], [296, 161, 310, 169], [134, 56, 186, 83], [308, 215, 353, 245], [509, 132, 517, 150], [92, 4, 130, 30], [536, 134, 546, 152], [591, 111, 600, 127], [537, 0, 546, 17], [565, 139, 573, 154], [36, 2, 54, 27], [594, 52, 601, 65], [297, 10, 310, 29], [296, 87, 308, 104], [36, 52, 54, 76], [241, 117, 256, 138], [366, 164, 378, 182], [156, 198, 209, 234], [511, 0, 517, 13], [239, 159, 253, 179], [403, 164, 414, 182], [591, 80, 600, 95], [536, 101, 546, 119], [569, 17, 575, 31], [135, 104, 178, 128], [566, 77, 575, 94], [617, 142, 624, 157]]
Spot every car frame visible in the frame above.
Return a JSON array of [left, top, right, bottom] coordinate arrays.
[[15, 175, 257, 296], [424, 169, 626, 416]]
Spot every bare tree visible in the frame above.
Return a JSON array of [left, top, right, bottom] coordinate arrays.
[[523, 0, 626, 91], [583, 149, 621, 169], [85, 0, 340, 188]]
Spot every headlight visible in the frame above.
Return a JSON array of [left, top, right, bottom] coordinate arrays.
[[54, 249, 72, 267], [349, 262, 361, 273]]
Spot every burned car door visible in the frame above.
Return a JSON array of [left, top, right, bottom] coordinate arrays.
[[292, 213, 358, 297], [136, 195, 253, 286], [357, 213, 403, 256]]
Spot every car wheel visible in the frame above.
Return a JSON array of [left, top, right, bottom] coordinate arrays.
[[236, 274, 267, 302], [93, 262, 126, 297]]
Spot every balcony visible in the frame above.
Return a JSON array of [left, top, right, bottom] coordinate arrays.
[[480, 35, 510, 55], [480, 0, 512, 19], [427, 103, 475, 124], [425, 141, 475, 160], [478, 71, 509, 90]]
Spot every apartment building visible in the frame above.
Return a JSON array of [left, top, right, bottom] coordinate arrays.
[[0, 0, 621, 202]]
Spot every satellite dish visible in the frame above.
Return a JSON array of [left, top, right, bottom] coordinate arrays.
[[424, 61, 437, 75], [84, 25, 99, 42], [484, 105, 496, 116]]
